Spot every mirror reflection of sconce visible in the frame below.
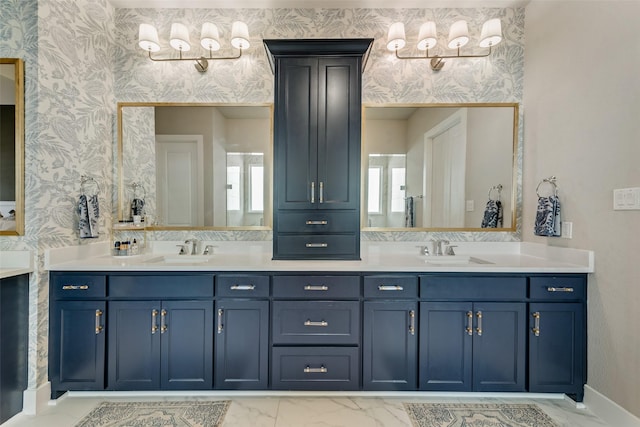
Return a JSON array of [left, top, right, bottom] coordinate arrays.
[[138, 21, 250, 72], [387, 19, 502, 71]]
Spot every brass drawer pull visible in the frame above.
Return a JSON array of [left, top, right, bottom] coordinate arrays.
[[62, 285, 89, 290], [306, 220, 328, 225], [304, 319, 328, 327], [378, 285, 404, 291], [409, 310, 415, 335], [304, 365, 328, 374], [151, 309, 159, 334], [476, 311, 483, 336], [532, 312, 541, 337], [160, 309, 168, 334], [230, 284, 255, 291], [305, 243, 328, 248], [466, 311, 473, 336], [547, 286, 574, 292], [319, 181, 324, 204], [304, 285, 328, 291], [95, 309, 104, 334]]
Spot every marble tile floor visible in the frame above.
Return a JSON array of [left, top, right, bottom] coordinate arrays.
[[3, 394, 611, 427]]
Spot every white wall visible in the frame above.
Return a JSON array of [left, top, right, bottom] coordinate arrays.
[[524, 1, 640, 418]]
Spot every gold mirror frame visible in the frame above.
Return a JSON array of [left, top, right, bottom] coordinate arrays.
[[0, 58, 25, 236], [361, 102, 519, 232], [117, 102, 274, 231]]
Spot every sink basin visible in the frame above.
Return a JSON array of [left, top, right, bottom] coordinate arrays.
[[144, 255, 212, 264], [421, 255, 492, 265]]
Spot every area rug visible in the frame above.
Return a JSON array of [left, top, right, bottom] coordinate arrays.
[[403, 403, 559, 427], [75, 400, 230, 427]]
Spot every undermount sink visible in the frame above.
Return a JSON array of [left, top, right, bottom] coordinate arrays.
[[421, 255, 492, 265], [144, 255, 212, 264]]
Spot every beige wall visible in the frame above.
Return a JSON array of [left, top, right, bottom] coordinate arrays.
[[524, 1, 640, 417]]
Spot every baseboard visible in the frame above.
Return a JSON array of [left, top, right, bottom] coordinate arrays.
[[22, 382, 51, 415], [584, 385, 640, 427]]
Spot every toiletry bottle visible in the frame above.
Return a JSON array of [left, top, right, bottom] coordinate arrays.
[[131, 239, 138, 255], [114, 241, 121, 256]]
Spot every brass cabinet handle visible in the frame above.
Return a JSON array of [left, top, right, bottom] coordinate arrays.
[[305, 220, 328, 225], [547, 286, 574, 292], [95, 309, 103, 334], [304, 365, 328, 374], [378, 285, 404, 291], [160, 309, 167, 334], [304, 285, 328, 291], [319, 181, 324, 203], [305, 243, 328, 248], [409, 310, 416, 336], [217, 309, 224, 334], [151, 309, 159, 334], [230, 284, 255, 291], [311, 181, 315, 204], [476, 311, 483, 336], [62, 285, 89, 290], [304, 319, 328, 327], [466, 311, 474, 336], [532, 312, 541, 337]]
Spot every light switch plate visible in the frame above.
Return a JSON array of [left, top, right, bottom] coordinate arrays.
[[613, 187, 640, 210], [561, 221, 573, 239], [466, 200, 474, 212]]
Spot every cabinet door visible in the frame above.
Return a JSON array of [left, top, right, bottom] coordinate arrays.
[[363, 301, 417, 390], [161, 300, 213, 390], [49, 301, 105, 392], [472, 302, 526, 392], [275, 57, 318, 210], [108, 301, 160, 390], [419, 302, 472, 391], [215, 300, 269, 389], [316, 57, 360, 210], [529, 303, 585, 399]]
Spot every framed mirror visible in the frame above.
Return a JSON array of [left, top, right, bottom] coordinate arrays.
[[118, 103, 273, 230], [0, 58, 24, 235], [362, 103, 518, 231]]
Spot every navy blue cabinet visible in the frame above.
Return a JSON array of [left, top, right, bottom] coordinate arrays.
[[266, 39, 373, 260], [0, 274, 29, 423]]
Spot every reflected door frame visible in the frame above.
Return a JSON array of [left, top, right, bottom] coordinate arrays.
[[156, 135, 205, 226]]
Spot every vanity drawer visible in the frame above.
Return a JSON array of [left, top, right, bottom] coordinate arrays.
[[51, 273, 106, 299], [420, 276, 527, 300], [529, 276, 586, 301], [364, 275, 418, 298], [216, 275, 269, 298], [272, 301, 360, 345], [109, 274, 214, 298], [272, 275, 360, 299], [274, 233, 359, 259], [277, 211, 359, 233], [271, 346, 359, 390]]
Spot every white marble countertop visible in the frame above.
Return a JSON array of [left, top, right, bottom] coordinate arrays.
[[45, 241, 594, 274], [0, 250, 34, 279]]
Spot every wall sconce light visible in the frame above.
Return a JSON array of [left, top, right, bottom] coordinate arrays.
[[138, 21, 250, 72], [387, 18, 502, 71]]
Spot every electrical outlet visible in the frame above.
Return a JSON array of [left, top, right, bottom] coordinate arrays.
[[561, 221, 573, 239], [466, 200, 474, 211]]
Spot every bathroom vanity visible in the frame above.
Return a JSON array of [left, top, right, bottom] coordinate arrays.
[[47, 242, 591, 401]]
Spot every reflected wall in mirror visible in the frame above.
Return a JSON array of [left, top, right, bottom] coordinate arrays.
[[363, 103, 518, 231], [118, 103, 273, 229], [0, 58, 24, 235]]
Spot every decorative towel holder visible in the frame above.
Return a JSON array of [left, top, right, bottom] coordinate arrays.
[[80, 175, 100, 197], [536, 176, 558, 197], [488, 184, 503, 201]]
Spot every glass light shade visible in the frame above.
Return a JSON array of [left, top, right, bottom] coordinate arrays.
[[417, 21, 437, 51], [231, 21, 250, 49], [200, 22, 221, 51], [386, 22, 406, 51], [479, 18, 502, 47], [138, 24, 160, 52], [447, 20, 469, 49], [170, 23, 191, 51]]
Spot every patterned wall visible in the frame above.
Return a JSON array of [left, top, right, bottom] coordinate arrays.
[[114, 7, 524, 243]]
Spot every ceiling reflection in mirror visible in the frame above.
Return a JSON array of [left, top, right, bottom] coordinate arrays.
[[118, 103, 273, 229], [363, 103, 518, 231]]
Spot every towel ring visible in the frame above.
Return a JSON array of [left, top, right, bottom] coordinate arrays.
[[488, 184, 503, 201], [536, 176, 558, 198], [80, 175, 100, 196]]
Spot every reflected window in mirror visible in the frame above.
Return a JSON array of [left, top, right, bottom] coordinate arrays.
[[363, 103, 518, 231], [118, 103, 273, 230], [0, 58, 24, 235]]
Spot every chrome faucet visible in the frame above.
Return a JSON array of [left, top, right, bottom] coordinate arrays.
[[433, 239, 450, 256], [184, 238, 198, 255]]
